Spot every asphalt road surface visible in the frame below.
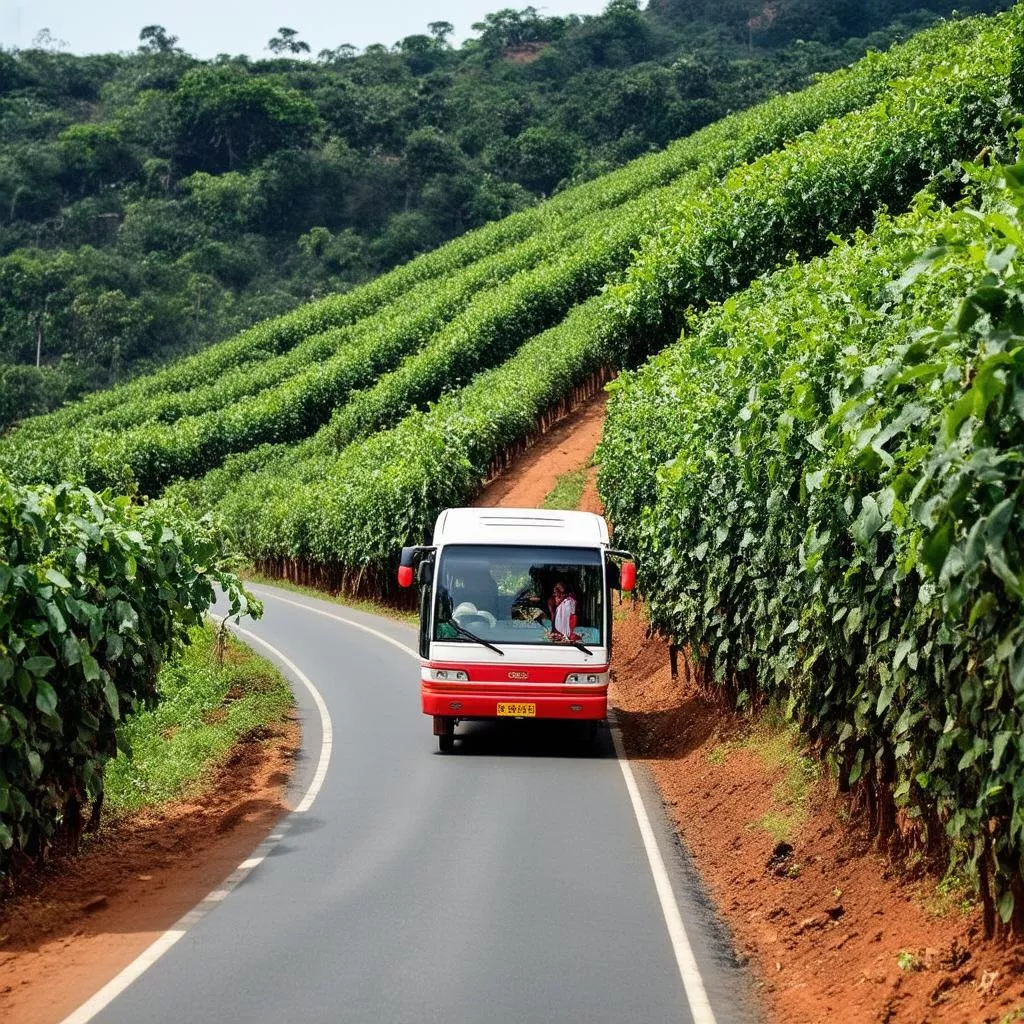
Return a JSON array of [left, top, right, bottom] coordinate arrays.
[[73, 584, 756, 1024]]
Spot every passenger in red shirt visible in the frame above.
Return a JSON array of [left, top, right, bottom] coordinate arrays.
[[548, 581, 579, 642]]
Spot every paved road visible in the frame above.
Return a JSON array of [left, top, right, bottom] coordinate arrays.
[[81, 584, 756, 1024]]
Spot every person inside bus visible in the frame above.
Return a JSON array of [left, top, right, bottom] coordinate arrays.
[[455, 565, 499, 616], [548, 581, 580, 642]]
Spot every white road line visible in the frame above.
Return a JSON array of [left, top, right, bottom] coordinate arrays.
[[609, 715, 717, 1024], [249, 587, 420, 661], [61, 628, 333, 1024], [231, 624, 334, 814]]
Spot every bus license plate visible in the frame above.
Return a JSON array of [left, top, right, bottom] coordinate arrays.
[[497, 702, 536, 717]]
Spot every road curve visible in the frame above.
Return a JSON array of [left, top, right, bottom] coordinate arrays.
[[72, 584, 756, 1024]]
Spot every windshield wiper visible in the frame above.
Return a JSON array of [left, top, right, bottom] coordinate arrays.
[[443, 618, 505, 657], [568, 640, 594, 656]]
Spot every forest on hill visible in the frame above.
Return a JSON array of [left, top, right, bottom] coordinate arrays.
[[0, 0, 1010, 425]]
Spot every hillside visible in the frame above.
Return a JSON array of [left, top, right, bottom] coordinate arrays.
[[0, 0, 1010, 425], [2, 0, 1023, 999]]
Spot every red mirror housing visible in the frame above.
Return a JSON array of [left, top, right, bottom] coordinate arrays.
[[620, 561, 636, 592], [397, 565, 414, 588]]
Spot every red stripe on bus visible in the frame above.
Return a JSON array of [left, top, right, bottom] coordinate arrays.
[[427, 662, 608, 684]]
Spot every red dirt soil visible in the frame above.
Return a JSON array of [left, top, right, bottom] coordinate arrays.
[[475, 392, 1024, 1024], [0, 720, 297, 1024]]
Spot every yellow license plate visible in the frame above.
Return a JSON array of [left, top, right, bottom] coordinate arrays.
[[497, 702, 536, 717]]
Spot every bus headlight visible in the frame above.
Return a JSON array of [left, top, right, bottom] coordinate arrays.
[[565, 673, 601, 685], [431, 669, 469, 681]]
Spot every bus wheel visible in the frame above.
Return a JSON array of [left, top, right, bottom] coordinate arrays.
[[438, 732, 455, 754]]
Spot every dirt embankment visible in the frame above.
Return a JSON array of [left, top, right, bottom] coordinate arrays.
[[0, 722, 296, 1024], [474, 393, 1024, 1024]]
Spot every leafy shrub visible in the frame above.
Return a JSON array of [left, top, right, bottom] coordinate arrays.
[[0, 475, 257, 871], [598, 155, 1024, 932]]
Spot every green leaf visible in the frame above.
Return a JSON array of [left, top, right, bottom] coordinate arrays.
[[922, 518, 954, 578], [44, 568, 72, 589], [992, 731, 1014, 771], [24, 655, 56, 676], [81, 652, 100, 682], [27, 750, 43, 779], [35, 680, 58, 715], [848, 748, 865, 786], [968, 593, 997, 628], [102, 677, 120, 720], [852, 496, 882, 547], [894, 639, 914, 670], [998, 890, 1015, 925], [985, 499, 1015, 547], [877, 684, 895, 716]]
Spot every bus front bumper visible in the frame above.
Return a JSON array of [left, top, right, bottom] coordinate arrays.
[[422, 684, 607, 721]]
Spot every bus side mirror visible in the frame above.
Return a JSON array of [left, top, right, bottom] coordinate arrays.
[[417, 559, 434, 587], [620, 562, 636, 592]]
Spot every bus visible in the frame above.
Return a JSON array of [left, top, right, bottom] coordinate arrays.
[[398, 507, 635, 752]]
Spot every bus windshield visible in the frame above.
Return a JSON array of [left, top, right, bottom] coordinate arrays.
[[433, 544, 604, 648]]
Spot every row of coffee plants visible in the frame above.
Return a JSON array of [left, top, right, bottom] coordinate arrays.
[[0, 474, 257, 872], [601, 11, 1019, 368], [0, 13, 987, 485], [598, 156, 1024, 932], [197, 8, 1018, 575], [181, 10, 1020, 506], [63, 216, 600, 434], [213, 293, 613, 579], [2, 177, 701, 495]]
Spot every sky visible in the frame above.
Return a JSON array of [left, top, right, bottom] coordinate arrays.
[[0, 1, 613, 58]]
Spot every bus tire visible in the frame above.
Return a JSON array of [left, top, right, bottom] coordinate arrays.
[[438, 732, 455, 754]]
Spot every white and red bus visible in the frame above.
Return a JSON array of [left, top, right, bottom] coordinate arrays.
[[398, 508, 635, 752]]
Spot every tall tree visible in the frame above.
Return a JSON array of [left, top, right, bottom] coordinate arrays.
[[267, 28, 311, 56]]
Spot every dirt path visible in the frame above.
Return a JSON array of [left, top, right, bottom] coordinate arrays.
[[473, 393, 607, 508], [476, 392, 1024, 1024], [0, 723, 296, 1024]]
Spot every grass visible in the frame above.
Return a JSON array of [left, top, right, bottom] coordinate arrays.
[[541, 467, 589, 510], [705, 708, 819, 845], [244, 570, 419, 627], [897, 950, 921, 972], [917, 860, 977, 918], [104, 625, 293, 813]]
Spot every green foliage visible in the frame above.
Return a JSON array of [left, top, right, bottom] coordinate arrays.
[[105, 625, 291, 812], [197, 9, 1016, 581], [598, 152, 1024, 925], [0, 473, 258, 870], [0, 0, 1008, 422], [4, 11, 992, 490], [170, 66, 319, 173]]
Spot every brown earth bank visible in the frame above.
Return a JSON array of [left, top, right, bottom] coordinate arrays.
[[0, 719, 297, 1024], [476, 391, 1024, 1024]]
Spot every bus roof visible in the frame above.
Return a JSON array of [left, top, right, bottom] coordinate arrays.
[[432, 508, 610, 549]]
